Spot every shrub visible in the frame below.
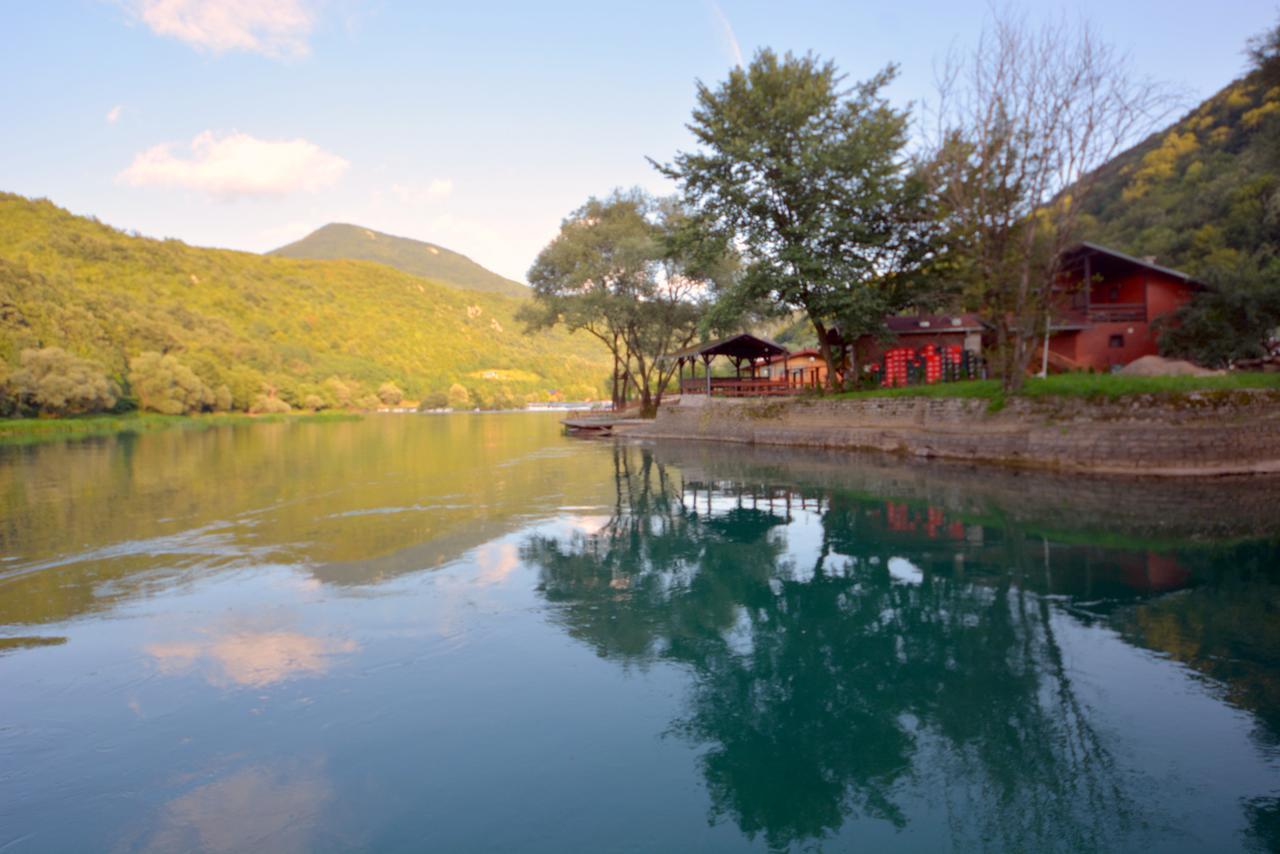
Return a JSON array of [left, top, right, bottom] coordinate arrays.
[[213, 384, 233, 412], [323, 376, 354, 408], [419, 390, 450, 410], [10, 347, 117, 416], [377, 381, 404, 406], [446, 383, 472, 409], [128, 351, 214, 415], [355, 394, 381, 411], [303, 394, 327, 411], [249, 394, 291, 414]]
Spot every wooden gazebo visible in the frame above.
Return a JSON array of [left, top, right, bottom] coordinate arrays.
[[666, 333, 799, 397]]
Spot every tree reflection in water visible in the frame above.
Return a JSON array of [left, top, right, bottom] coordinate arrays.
[[521, 446, 1189, 851]]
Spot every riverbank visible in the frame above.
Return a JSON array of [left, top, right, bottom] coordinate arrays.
[[628, 386, 1280, 476], [0, 411, 363, 446]]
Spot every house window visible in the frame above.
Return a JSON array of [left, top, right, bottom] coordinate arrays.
[[1109, 285, 1120, 301], [1109, 334, 1125, 349]]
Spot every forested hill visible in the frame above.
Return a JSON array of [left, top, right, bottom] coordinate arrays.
[[1079, 61, 1280, 277], [0, 193, 609, 408], [270, 223, 529, 298]]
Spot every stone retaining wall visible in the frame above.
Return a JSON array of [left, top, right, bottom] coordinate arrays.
[[631, 390, 1280, 476]]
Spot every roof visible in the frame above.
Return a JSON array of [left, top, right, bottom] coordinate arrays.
[[1063, 242, 1207, 287], [764, 347, 822, 364], [882, 313, 985, 335], [666, 333, 788, 362]]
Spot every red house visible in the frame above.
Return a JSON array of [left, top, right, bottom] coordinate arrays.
[[1044, 243, 1203, 371]]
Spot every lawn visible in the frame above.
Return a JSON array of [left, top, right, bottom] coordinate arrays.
[[832, 371, 1280, 401]]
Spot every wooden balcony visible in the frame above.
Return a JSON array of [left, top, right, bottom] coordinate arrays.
[[1087, 302, 1146, 323]]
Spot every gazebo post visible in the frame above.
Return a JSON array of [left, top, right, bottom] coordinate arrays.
[[704, 354, 712, 396]]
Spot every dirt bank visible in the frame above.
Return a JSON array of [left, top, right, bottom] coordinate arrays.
[[627, 391, 1280, 477]]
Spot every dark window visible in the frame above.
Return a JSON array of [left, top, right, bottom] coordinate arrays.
[[1109, 334, 1125, 349], [1109, 286, 1120, 301]]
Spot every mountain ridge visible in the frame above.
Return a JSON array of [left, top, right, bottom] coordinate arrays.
[[270, 222, 530, 298]]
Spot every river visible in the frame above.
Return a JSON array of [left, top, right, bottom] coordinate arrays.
[[2, 413, 1279, 852]]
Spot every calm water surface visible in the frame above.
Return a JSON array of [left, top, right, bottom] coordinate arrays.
[[2, 413, 1280, 852]]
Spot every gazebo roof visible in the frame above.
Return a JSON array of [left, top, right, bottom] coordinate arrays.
[[667, 333, 788, 363]]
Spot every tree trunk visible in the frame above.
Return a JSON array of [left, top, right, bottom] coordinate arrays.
[[812, 317, 838, 392]]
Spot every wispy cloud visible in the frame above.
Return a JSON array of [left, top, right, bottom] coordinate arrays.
[[708, 0, 743, 69], [118, 131, 349, 198], [125, 0, 315, 58], [106, 105, 123, 124]]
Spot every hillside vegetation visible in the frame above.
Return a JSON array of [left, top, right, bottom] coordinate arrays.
[[1080, 56, 1279, 277], [270, 223, 529, 297], [0, 193, 609, 413]]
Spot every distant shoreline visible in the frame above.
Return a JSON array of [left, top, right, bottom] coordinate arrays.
[[0, 411, 362, 446]]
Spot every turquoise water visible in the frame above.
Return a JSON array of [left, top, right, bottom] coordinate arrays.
[[1, 413, 1279, 852]]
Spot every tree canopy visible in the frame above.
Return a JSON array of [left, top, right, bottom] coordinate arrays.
[[657, 49, 938, 388]]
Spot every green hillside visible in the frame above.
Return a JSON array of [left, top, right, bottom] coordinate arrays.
[[270, 222, 530, 298], [0, 193, 609, 410], [1079, 57, 1279, 277]]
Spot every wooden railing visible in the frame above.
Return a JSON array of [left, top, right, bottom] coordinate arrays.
[[679, 378, 808, 397], [1087, 303, 1145, 323]]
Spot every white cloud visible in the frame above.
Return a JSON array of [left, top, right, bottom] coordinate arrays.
[[106, 105, 123, 124], [127, 0, 315, 58], [118, 131, 349, 198], [390, 179, 454, 205]]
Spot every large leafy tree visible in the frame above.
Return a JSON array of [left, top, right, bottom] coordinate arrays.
[[656, 50, 937, 389], [520, 190, 717, 415]]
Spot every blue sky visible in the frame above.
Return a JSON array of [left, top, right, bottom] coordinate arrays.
[[2, 1, 1274, 281]]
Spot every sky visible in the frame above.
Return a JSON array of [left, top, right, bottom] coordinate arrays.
[[1, 1, 1275, 282]]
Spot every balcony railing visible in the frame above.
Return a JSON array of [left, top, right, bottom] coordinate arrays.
[[1087, 303, 1146, 323], [679, 377, 809, 397]]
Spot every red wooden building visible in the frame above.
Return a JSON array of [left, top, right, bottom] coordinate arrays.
[[1044, 242, 1203, 371]]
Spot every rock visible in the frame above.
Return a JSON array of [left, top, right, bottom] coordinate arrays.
[[1119, 355, 1221, 377]]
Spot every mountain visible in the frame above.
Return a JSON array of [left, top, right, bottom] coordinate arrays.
[[270, 223, 530, 298], [0, 193, 609, 409], [1079, 58, 1280, 277]]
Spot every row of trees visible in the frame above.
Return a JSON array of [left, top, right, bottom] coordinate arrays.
[[0, 347, 412, 418], [526, 10, 1191, 395]]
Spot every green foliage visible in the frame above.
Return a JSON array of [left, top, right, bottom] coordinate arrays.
[[446, 383, 471, 409], [522, 189, 713, 413], [1080, 21, 1280, 280], [250, 393, 291, 414], [1159, 261, 1280, 366], [657, 50, 934, 387], [128, 351, 214, 415], [269, 223, 530, 297], [8, 347, 117, 416], [0, 194, 611, 412], [377, 381, 404, 406], [419, 390, 450, 410]]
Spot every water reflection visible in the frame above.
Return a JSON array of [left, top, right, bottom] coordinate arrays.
[[523, 444, 1280, 850], [119, 758, 341, 853], [146, 626, 357, 688]]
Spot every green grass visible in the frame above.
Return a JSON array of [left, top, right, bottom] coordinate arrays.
[[0, 410, 362, 446], [833, 372, 1280, 402]]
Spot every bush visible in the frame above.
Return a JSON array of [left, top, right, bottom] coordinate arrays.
[[249, 393, 291, 414], [129, 351, 214, 414], [447, 383, 472, 409], [355, 394, 381, 411], [213, 384, 233, 412], [302, 394, 327, 411], [10, 347, 117, 416], [419, 390, 450, 410], [377, 381, 404, 406], [323, 376, 354, 408]]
